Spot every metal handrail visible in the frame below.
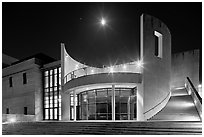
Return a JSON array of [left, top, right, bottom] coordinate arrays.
[[63, 62, 141, 84], [186, 77, 202, 104]]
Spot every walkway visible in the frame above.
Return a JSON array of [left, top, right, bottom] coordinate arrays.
[[150, 87, 201, 121]]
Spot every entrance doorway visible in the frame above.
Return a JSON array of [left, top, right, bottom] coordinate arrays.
[[71, 87, 137, 121]]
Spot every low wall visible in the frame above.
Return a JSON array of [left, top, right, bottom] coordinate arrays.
[[185, 78, 202, 121], [64, 73, 142, 92], [2, 114, 35, 123]]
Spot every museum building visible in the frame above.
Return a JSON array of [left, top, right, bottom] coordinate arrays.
[[2, 14, 201, 122]]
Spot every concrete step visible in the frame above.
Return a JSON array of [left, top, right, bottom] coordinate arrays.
[[171, 87, 188, 96], [2, 121, 202, 135]]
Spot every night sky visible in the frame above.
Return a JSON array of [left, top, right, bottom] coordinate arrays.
[[2, 2, 202, 67]]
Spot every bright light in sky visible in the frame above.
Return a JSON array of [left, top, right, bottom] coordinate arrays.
[[100, 18, 106, 26]]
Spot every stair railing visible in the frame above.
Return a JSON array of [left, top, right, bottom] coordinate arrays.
[[185, 77, 202, 120]]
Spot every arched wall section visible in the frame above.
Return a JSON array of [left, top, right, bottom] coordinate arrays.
[[141, 14, 171, 119]]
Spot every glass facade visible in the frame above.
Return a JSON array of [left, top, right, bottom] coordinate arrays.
[[43, 67, 61, 120], [77, 88, 137, 120], [43, 67, 137, 121]]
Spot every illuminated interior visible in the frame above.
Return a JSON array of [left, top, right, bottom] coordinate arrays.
[[44, 67, 62, 120], [69, 87, 137, 120]]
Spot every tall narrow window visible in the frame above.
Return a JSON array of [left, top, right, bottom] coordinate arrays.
[[9, 77, 12, 87], [6, 108, 9, 114], [154, 31, 163, 58], [23, 73, 27, 84], [43, 67, 61, 120], [24, 107, 27, 115], [155, 35, 159, 56]]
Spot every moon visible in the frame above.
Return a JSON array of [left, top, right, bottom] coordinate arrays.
[[100, 18, 106, 26]]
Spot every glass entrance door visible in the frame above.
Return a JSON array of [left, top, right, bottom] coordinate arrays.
[[77, 87, 137, 121], [115, 88, 137, 120]]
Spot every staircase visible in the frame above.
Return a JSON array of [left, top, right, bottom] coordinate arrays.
[[2, 87, 202, 135], [150, 87, 201, 121], [2, 121, 202, 135]]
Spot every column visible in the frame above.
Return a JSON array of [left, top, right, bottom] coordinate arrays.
[[137, 84, 145, 121], [112, 85, 115, 121], [127, 97, 130, 120], [73, 91, 77, 121], [61, 91, 71, 121]]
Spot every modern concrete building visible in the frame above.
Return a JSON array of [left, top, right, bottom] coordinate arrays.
[[2, 14, 202, 122]]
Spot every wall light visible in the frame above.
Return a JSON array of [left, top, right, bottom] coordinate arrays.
[[136, 60, 143, 68], [9, 117, 16, 123], [110, 67, 114, 73], [198, 84, 202, 88], [91, 69, 94, 73], [123, 64, 127, 69], [189, 89, 192, 95], [194, 99, 197, 105]]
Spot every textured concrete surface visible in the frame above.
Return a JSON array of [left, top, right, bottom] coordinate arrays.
[[141, 14, 171, 119], [150, 88, 200, 121], [171, 50, 199, 89]]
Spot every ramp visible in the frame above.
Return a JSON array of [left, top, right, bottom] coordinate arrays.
[[150, 88, 201, 121]]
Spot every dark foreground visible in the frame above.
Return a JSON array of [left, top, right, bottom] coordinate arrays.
[[2, 121, 202, 135]]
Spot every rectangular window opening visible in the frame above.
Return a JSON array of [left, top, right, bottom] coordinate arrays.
[[24, 107, 27, 115], [9, 77, 12, 87], [23, 73, 27, 84], [154, 31, 163, 58], [6, 108, 9, 114]]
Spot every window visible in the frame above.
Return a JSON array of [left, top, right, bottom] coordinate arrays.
[[23, 73, 27, 84], [24, 107, 27, 115], [6, 108, 9, 114], [9, 77, 12, 87], [155, 35, 159, 56], [43, 67, 61, 120], [154, 31, 163, 58]]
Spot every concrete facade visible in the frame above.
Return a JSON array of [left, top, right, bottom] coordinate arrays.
[[140, 14, 171, 119], [171, 49, 200, 89], [2, 58, 44, 121]]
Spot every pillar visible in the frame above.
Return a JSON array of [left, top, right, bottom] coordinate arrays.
[[137, 84, 145, 121], [73, 91, 77, 121], [61, 91, 71, 121], [127, 97, 130, 120], [112, 85, 115, 121]]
